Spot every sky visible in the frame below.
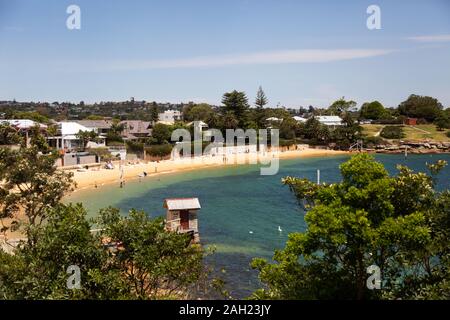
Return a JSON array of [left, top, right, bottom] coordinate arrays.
[[0, 0, 449, 108]]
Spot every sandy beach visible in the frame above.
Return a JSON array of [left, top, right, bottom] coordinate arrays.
[[70, 148, 349, 190]]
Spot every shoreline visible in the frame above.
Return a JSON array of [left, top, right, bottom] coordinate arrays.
[[69, 148, 349, 191]]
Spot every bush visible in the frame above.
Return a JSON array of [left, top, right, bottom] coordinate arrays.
[[446, 131, 450, 138], [363, 136, 385, 146], [279, 139, 296, 147], [380, 126, 405, 139], [144, 144, 173, 157], [125, 140, 144, 153]]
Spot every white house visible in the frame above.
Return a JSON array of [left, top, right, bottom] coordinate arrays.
[[266, 117, 282, 122], [1, 119, 47, 130], [47, 122, 106, 151], [293, 116, 307, 123], [158, 109, 182, 124], [317, 116, 343, 126]]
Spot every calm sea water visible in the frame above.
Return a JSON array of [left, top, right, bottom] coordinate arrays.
[[66, 154, 450, 298]]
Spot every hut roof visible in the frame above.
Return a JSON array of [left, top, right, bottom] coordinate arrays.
[[164, 198, 201, 211]]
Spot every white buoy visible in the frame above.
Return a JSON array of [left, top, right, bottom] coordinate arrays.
[[278, 226, 282, 232], [249, 231, 253, 234]]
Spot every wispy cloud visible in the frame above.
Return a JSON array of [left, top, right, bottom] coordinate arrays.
[[81, 49, 394, 71], [406, 34, 450, 43]]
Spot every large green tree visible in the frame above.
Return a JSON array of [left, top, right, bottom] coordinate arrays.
[[221, 90, 250, 128], [251, 154, 449, 300], [359, 101, 387, 120], [328, 97, 357, 116], [398, 94, 443, 122], [0, 146, 74, 239]]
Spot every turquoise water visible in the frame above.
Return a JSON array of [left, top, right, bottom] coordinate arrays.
[[67, 154, 450, 298]]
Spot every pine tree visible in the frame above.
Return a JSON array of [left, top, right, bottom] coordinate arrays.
[[255, 86, 268, 109]]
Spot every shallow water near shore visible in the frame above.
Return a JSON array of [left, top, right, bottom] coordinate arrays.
[[67, 154, 450, 298]]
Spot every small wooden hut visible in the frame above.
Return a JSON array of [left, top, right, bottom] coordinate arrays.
[[164, 198, 201, 243]]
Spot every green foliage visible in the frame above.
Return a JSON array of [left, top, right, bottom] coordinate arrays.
[[8, 111, 50, 124], [255, 86, 268, 109], [96, 207, 205, 299], [251, 154, 449, 300], [125, 140, 144, 153], [183, 103, 213, 122], [380, 126, 405, 139], [0, 146, 74, 236], [145, 144, 173, 158], [328, 97, 357, 116], [398, 94, 443, 122], [0, 204, 127, 299], [221, 90, 250, 128], [149, 103, 159, 123], [278, 117, 298, 140], [151, 123, 171, 144], [434, 112, 450, 131], [360, 101, 388, 120], [75, 130, 99, 151], [106, 121, 125, 144], [0, 123, 23, 145]]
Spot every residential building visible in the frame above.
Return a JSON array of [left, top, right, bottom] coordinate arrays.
[[47, 122, 106, 151], [158, 109, 182, 124], [120, 120, 152, 140], [317, 116, 344, 126]]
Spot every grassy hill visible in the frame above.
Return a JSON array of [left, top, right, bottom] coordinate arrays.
[[361, 124, 450, 142]]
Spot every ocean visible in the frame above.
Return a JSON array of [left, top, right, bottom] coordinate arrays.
[[67, 154, 450, 298]]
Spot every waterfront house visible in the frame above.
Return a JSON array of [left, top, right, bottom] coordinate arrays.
[[47, 121, 106, 151], [164, 198, 201, 243], [1, 119, 48, 147], [317, 116, 344, 127], [293, 116, 307, 123], [74, 119, 113, 136], [120, 120, 152, 140]]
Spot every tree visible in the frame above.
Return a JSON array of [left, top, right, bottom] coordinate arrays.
[[300, 117, 330, 143], [398, 94, 443, 122], [328, 97, 357, 116], [255, 86, 268, 109], [0, 204, 127, 299], [331, 113, 362, 148], [184, 103, 213, 122], [221, 90, 250, 128], [0, 146, 74, 239], [96, 207, 205, 299], [251, 154, 449, 300], [279, 117, 297, 140], [0, 123, 22, 145], [151, 123, 171, 144], [359, 101, 387, 120], [75, 130, 98, 151], [380, 126, 404, 139], [222, 111, 239, 130], [434, 112, 450, 131], [107, 121, 125, 143], [149, 102, 159, 124]]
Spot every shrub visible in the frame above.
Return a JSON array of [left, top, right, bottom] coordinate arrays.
[[380, 126, 405, 139], [446, 131, 450, 138], [144, 144, 173, 157], [125, 140, 144, 153], [363, 136, 385, 147]]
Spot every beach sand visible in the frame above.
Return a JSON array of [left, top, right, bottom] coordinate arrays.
[[71, 148, 349, 190]]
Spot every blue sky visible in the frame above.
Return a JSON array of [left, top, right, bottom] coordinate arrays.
[[1, 0, 449, 108]]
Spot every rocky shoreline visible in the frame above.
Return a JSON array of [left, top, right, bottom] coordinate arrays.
[[365, 141, 450, 154]]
